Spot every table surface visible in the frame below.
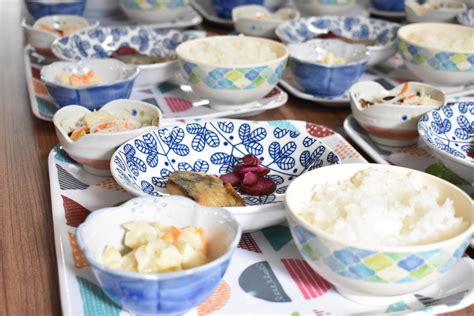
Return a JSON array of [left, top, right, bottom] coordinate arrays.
[[0, 1, 472, 315]]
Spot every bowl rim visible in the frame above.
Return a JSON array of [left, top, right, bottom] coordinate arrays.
[[285, 163, 474, 253], [76, 195, 242, 280], [40, 58, 139, 90], [176, 35, 289, 68]]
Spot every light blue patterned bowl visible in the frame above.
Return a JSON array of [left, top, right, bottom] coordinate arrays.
[[418, 102, 474, 184], [119, 0, 190, 23], [276, 15, 399, 66], [76, 196, 241, 316], [51, 26, 203, 87], [457, 9, 474, 26], [285, 164, 473, 300], [25, 0, 86, 20]]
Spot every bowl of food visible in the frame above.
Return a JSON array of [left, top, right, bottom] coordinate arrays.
[[25, 0, 87, 20], [457, 9, 474, 26], [398, 23, 474, 86], [51, 26, 203, 87], [76, 195, 241, 315], [119, 0, 190, 23], [371, 0, 404, 12], [53, 99, 161, 175], [276, 16, 400, 66], [176, 35, 288, 109], [232, 5, 300, 39], [405, 0, 467, 23], [110, 119, 340, 231], [211, 0, 264, 19], [285, 163, 473, 302], [293, 0, 356, 16], [22, 15, 97, 56], [41, 58, 139, 109], [418, 102, 474, 184], [350, 81, 445, 147], [287, 39, 368, 97]]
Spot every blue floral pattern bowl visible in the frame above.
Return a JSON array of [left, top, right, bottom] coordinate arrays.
[[418, 102, 474, 183], [212, 0, 264, 19], [76, 196, 241, 316], [276, 15, 399, 66], [52, 27, 204, 87], [25, 0, 86, 20]]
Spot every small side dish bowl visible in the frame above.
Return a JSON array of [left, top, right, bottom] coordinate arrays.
[[293, 0, 356, 16], [398, 23, 474, 86], [211, 0, 264, 19], [350, 81, 445, 147], [41, 58, 139, 109], [232, 5, 300, 39], [287, 39, 368, 97], [76, 195, 241, 315], [457, 9, 474, 26], [405, 0, 467, 23], [119, 0, 190, 23], [418, 102, 474, 184], [25, 0, 87, 20], [371, 0, 404, 12], [176, 35, 288, 108], [285, 163, 473, 301]]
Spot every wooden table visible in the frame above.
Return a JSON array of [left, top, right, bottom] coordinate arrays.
[[0, 1, 471, 314]]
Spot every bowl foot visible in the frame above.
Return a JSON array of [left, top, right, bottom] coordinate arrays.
[[83, 165, 111, 177], [335, 286, 409, 306], [368, 134, 418, 147]]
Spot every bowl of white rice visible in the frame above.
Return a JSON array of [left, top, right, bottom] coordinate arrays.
[[176, 35, 288, 108], [398, 23, 474, 86], [285, 164, 473, 303]]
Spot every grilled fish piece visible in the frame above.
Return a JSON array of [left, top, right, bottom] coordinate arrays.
[[167, 171, 245, 207]]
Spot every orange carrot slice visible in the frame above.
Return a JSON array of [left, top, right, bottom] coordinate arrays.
[[401, 82, 409, 94], [70, 127, 89, 141]]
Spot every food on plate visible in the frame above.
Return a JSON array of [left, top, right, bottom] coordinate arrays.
[[358, 83, 444, 108], [319, 32, 376, 46], [167, 171, 246, 207], [467, 148, 474, 159], [102, 221, 207, 273], [67, 109, 158, 141], [406, 29, 474, 51], [111, 47, 175, 65], [57, 69, 101, 86], [220, 154, 277, 196], [38, 22, 78, 37], [295, 168, 468, 246], [316, 52, 346, 65]]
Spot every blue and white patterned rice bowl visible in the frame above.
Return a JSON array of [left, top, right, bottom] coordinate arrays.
[[110, 119, 340, 231], [119, 0, 190, 23], [457, 9, 474, 26], [176, 36, 288, 108], [25, 0, 87, 20], [418, 102, 474, 184], [76, 195, 241, 316], [275, 15, 400, 66], [285, 164, 473, 301], [51, 26, 204, 87]]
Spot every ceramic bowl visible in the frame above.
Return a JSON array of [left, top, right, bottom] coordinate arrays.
[[176, 35, 288, 108], [51, 26, 203, 87], [85, 0, 120, 16], [418, 102, 474, 184], [109, 119, 340, 231], [22, 15, 97, 56], [350, 81, 445, 147], [76, 195, 241, 315], [371, 0, 404, 12], [25, 0, 86, 20], [53, 99, 161, 175], [285, 163, 473, 301], [405, 0, 467, 23], [276, 16, 400, 66], [293, 0, 356, 16], [41, 58, 139, 109], [232, 5, 300, 39], [211, 0, 264, 19], [457, 9, 474, 26], [287, 39, 368, 97], [119, 0, 190, 23], [465, 0, 474, 8], [264, 0, 287, 11], [398, 23, 474, 86]]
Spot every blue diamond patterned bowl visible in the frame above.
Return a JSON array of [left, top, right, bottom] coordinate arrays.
[[285, 164, 473, 301], [110, 119, 340, 231], [418, 102, 474, 184], [119, 0, 190, 23]]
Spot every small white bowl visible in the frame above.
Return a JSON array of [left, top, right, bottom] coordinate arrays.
[[405, 0, 467, 23], [232, 5, 300, 39], [293, 0, 356, 16], [53, 99, 162, 175], [350, 81, 445, 147]]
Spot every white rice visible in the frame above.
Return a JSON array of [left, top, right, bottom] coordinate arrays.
[[407, 30, 474, 52], [184, 36, 278, 65], [297, 168, 468, 246]]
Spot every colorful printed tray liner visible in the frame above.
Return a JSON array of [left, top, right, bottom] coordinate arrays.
[[48, 120, 474, 315]]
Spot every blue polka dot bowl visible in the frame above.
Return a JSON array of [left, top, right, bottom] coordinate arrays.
[[25, 0, 86, 20], [418, 102, 474, 184], [119, 0, 190, 23], [176, 36, 288, 109], [285, 163, 473, 302], [287, 39, 368, 97], [398, 23, 474, 86], [76, 195, 241, 316], [371, 0, 404, 12], [211, 0, 264, 19], [349, 81, 445, 147]]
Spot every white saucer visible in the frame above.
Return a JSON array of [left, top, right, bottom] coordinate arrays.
[[191, 0, 234, 26]]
